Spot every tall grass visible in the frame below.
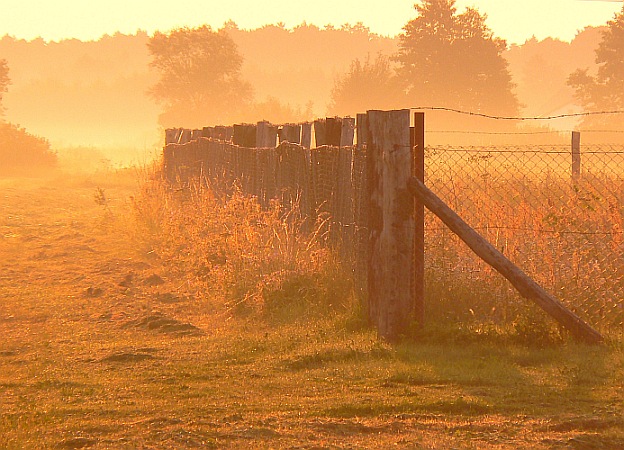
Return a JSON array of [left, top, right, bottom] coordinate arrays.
[[131, 170, 355, 324], [425, 147, 624, 343]]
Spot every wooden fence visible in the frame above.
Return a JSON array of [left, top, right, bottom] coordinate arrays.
[[163, 110, 603, 344]]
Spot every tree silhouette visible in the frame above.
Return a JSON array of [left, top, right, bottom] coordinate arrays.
[[568, 6, 624, 129], [0, 59, 10, 118], [396, 0, 519, 116], [148, 25, 252, 127], [329, 53, 401, 116]]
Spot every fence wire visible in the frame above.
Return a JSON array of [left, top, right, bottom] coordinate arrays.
[[426, 144, 624, 339]]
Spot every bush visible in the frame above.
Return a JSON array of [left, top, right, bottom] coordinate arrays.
[[0, 123, 56, 172]]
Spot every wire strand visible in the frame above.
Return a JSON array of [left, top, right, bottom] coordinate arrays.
[[409, 106, 624, 121]]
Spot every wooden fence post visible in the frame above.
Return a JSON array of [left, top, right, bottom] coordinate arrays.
[[180, 129, 192, 144], [340, 117, 355, 147], [326, 117, 342, 146], [301, 122, 312, 149], [572, 131, 581, 180], [356, 114, 367, 148], [413, 112, 425, 328], [257, 121, 277, 148], [233, 124, 257, 147], [314, 119, 326, 147], [367, 109, 414, 342]]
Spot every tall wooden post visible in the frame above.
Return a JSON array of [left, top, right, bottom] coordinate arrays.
[[356, 114, 367, 148], [572, 131, 581, 180], [367, 109, 415, 342], [257, 121, 277, 148], [340, 117, 355, 147], [413, 112, 425, 328], [314, 119, 326, 147], [326, 117, 342, 146], [301, 122, 312, 149]]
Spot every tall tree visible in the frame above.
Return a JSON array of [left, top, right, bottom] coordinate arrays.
[[568, 6, 624, 129], [329, 53, 401, 116], [0, 59, 10, 118], [148, 25, 252, 127], [396, 0, 519, 116]]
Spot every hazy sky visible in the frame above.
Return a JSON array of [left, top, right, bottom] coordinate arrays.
[[0, 0, 622, 44]]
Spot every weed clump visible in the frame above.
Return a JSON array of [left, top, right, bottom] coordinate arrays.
[[132, 174, 354, 322]]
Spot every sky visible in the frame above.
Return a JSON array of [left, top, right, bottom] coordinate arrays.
[[0, 0, 622, 45]]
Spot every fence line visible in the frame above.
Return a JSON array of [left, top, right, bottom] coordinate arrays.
[[163, 114, 623, 342]]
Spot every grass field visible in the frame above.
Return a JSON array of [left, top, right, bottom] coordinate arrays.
[[0, 167, 622, 449]]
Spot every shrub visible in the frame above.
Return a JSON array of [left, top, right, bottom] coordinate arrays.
[[0, 123, 56, 172]]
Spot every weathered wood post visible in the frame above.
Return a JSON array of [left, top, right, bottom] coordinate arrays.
[[412, 112, 425, 328], [179, 129, 192, 144], [356, 114, 367, 148], [257, 121, 277, 148], [340, 117, 355, 147], [326, 117, 342, 146], [301, 122, 312, 149], [165, 128, 177, 145], [367, 109, 415, 342], [314, 119, 326, 147], [572, 131, 581, 180]]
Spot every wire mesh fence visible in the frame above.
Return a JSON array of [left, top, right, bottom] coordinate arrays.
[[425, 143, 624, 339]]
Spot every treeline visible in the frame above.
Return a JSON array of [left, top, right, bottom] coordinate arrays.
[[0, 18, 612, 149]]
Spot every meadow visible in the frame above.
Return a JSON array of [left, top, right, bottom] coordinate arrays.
[[0, 162, 622, 449]]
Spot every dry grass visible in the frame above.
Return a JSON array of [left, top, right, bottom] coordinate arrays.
[[0, 166, 622, 449], [425, 148, 624, 341]]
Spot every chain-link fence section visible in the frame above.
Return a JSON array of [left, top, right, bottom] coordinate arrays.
[[425, 144, 624, 339]]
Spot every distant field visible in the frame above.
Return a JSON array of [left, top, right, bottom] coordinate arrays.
[[0, 169, 622, 449]]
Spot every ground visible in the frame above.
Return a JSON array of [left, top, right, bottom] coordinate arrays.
[[0, 170, 622, 449]]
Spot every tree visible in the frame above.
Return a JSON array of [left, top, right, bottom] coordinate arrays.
[[396, 0, 519, 116], [328, 53, 402, 116], [148, 25, 252, 127], [568, 6, 624, 129], [0, 59, 10, 118]]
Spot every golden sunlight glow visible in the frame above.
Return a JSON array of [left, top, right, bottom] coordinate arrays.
[[0, 0, 622, 43]]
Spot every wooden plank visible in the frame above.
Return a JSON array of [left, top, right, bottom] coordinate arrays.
[[201, 127, 214, 138], [232, 124, 256, 147], [215, 126, 228, 141], [165, 128, 177, 145], [314, 119, 326, 147], [301, 122, 312, 149], [407, 176, 604, 345], [179, 129, 192, 144], [257, 121, 277, 148], [412, 112, 425, 328], [340, 117, 355, 147], [356, 114, 367, 148], [367, 109, 414, 342], [326, 117, 342, 146]]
